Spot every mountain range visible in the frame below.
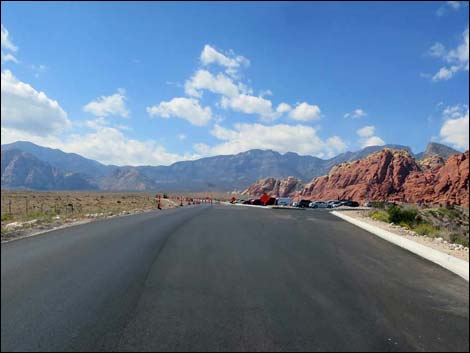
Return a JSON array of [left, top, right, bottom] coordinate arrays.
[[0, 141, 460, 192]]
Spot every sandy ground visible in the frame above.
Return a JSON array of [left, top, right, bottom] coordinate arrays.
[[1, 198, 180, 243], [335, 208, 469, 262]]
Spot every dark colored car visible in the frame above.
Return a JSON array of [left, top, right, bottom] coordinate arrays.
[[266, 197, 277, 206], [252, 199, 262, 205], [342, 200, 360, 207], [298, 199, 311, 208]]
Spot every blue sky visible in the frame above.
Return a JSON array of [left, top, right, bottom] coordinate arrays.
[[1, 1, 469, 166]]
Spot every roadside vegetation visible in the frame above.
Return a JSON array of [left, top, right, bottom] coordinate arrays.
[[0, 191, 173, 239], [1, 190, 237, 240], [369, 203, 469, 246]]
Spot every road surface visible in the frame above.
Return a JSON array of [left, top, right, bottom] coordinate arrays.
[[1, 205, 469, 352]]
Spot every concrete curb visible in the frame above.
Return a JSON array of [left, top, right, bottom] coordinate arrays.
[[331, 211, 469, 282]]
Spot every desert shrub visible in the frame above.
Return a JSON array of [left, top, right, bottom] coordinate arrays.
[[435, 207, 459, 219], [387, 205, 417, 225], [1, 213, 13, 222], [26, 210, 44, 219], [371, 201, 386, 209], [449, 233, 469, 247], [413, 223, 439, 236], [163, 194, 169, 199], [370, 210, 389, 223]]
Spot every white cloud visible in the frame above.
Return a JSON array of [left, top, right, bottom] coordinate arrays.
[[356, 125, 385, 147], [440, 106, 469, 150], [200, 45, 249, 77], [83, 89, 129, 118], [184, 70, 241, 98], [326, 136, 348, 153], [194, 123, 347, 159], [259, 89, 273, 97], [1, 70, 71, 136], [220, 94, 274, 118], [1, 51, 18, 63], [429, 42, 446, 57], [356, 125, 375, 137], [147, 97, 212, 126], [178, 133, 187, 140], [1, 25, 18, 52], [432, 66, 457, 81], [276, 102, 292, 115], [431, 27, 469, 81], [289, 102, 321, 121], [57, 126, 198, 166], [442, 104, 468, 119], [361, 136, 386, 148], [1, 25, 19, 64], [193, 142, 211, 155], [1, 120, 201, 167], [344, 108, 367, 119], [436, 1, 468, 16]]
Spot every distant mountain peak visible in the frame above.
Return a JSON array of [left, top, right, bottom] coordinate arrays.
[[422, 142, 460, 160]]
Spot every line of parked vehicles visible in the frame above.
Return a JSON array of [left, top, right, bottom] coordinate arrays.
[[293, 199, 360, 208], [232, 196, 361, 208]]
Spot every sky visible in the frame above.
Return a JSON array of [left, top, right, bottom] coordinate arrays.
[[1, 1, 469, 166]]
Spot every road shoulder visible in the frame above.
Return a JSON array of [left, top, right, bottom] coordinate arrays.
[[332, 210, 469, 281]]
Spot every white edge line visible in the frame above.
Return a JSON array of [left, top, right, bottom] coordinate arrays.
[[331, 211, 469, 281]]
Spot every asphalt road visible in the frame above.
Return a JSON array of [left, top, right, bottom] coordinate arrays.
[[1, 205, 469, 352]]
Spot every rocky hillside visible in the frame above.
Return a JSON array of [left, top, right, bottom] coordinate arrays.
[[244, 148, 469, 206], [296, 149, 469, 205], [242, 176, 304, 197], [415, 142, 460, 161], [97, 168, 158, 191], [2, 141, 116, 177], [403, 151, 469, 206], [1, 149, 96, 190]]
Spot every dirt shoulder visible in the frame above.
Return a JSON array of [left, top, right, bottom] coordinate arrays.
[[335, 208, 469, 262], [1, 196, 180, 243]]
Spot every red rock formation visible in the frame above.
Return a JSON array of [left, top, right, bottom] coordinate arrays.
[[417, 155, 445, 171], [245, 149, 469, 206], [408, 151, 469, 206], [297, 149, 421, 202], [243, 176, 303, 197]]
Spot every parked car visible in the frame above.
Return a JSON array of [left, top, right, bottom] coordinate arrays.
[[327, 200, 343, 208], [364, 201, 372, 207], [292, 201, 299, 207], [342, 200, 360, 207], [309, 202, 318, 208], [316, 201, 329, 208], [298, 199, 311, 208], [266, 197, 277, 206], [277, 197, 293, 206]]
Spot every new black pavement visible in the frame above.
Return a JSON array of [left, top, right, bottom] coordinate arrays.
[[1, 205, 468, 352]]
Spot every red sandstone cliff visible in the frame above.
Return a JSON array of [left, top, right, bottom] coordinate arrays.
[[244, 149, 469, 206], [242, 176, 304, 197]]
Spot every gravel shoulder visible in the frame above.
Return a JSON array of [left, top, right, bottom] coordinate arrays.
[[1, 198, 180, 243], [335, 208, 469, 262]]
